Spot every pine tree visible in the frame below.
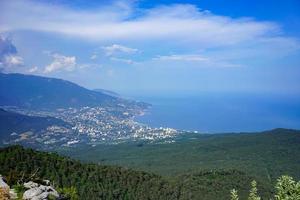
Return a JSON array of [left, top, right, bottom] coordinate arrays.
[[230, 189, 239, 200], [248, 180, 260, 200]]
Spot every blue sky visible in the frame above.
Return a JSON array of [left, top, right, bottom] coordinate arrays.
[[0, 0, 299, 95]]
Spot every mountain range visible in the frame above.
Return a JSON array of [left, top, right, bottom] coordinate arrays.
[[0, 73, 124, 110]]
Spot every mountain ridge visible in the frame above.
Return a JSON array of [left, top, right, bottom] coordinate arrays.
[[93, 88, 120, 97], [0, 73, 121, 110]]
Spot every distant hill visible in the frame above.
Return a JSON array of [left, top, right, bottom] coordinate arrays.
[[0, 145, 272, 200], [0, 108, 69, 141], [94, 88, 120, 97], [0, 73, 120, 109]]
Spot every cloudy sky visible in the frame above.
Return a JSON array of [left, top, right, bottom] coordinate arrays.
[[0, 0, 299, 95]]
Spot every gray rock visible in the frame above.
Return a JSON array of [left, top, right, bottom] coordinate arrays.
[[31, 192, 48, 200], [24, 181, 39, 189], [23, 187, 43, 199], [9, 188, 18, 199], [22, 182, 59, 200], [47, 187, 59, 198], [43, 186, 59, 198], [38, 185, 47, 191], [0, 175, 9, 189]]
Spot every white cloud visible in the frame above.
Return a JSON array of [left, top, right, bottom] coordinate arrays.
[[3, 55, 24, 66], [150, 53, 241, 68], [44, 53, 76, 73], [102, 44, 138, 56], [0, 35, 17, 56], [0, 0, 295, 50], [110, 57, 135, 64], [78, 63, 100, 69], [0, 35, 24, 71], [0, 0, 299, 70], [154, 54, 208, 62], [0, 54, 25, 72], [28, 66, 38, 73], [90, 54, 98, 60]]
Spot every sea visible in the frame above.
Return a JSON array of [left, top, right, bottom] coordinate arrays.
[[129, 92, 300, 133]]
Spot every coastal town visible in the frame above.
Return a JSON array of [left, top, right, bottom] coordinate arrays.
[[2, 104, 179, 149]]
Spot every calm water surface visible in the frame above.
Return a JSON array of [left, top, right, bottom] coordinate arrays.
[[131, 93, 300, 133]]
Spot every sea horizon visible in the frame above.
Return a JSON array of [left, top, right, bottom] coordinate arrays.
[[127, 92, 300, 133]]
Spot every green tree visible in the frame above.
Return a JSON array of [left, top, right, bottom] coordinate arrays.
[[248, 180, 260, 200], [274, 176, 300, 200], [57, 186, 79, 200], [230, 189, 239, 200]]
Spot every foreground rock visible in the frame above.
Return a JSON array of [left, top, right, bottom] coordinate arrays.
[[23, 181, 59, 200], [9, 188, 18, 199], [0, 175, 10, 200], [24, 181, 39, 189], [0, 176, 61, 200]]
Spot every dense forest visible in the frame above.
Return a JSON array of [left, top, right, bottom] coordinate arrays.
[[0, 145, 274, 200], [61, 129, 300, 181], [1, 129, 300, 199]]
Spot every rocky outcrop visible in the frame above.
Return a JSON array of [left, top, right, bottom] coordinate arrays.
[[0, 176, 61, 200], [23, 181, 59, 200], [23, 181, 39, 189], [0, 175, 10, 200], [9, 189, 18, 199]]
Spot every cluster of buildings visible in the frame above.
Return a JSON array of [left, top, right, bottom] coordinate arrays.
[[5, 105, 179, 148]]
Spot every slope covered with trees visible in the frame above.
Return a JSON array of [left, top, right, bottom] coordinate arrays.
[[62, 128, 300, 183], [0, 145, 275, 200]]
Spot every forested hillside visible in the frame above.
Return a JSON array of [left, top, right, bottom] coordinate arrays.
[[61, 128, 300, 182], [0, 145, 274, 200]]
